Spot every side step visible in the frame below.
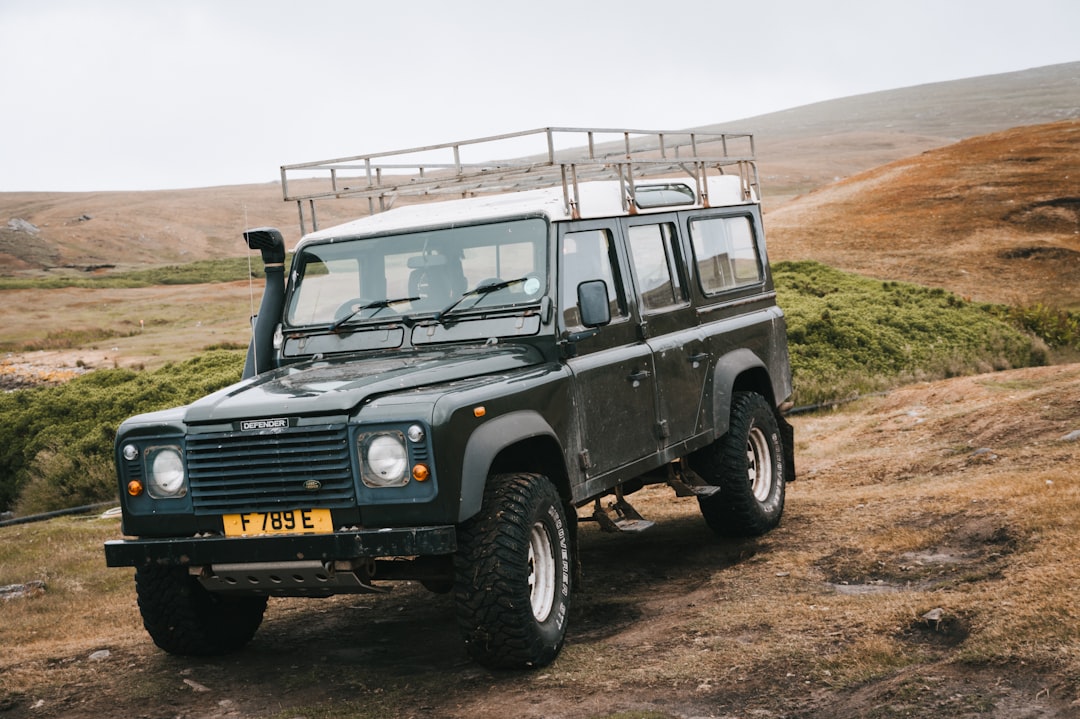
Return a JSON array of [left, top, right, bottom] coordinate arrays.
[[592, 495, 655, 533], [667, 461, 720, 498]]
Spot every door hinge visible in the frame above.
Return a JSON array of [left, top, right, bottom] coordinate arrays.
[[578, 449, 592, 471]]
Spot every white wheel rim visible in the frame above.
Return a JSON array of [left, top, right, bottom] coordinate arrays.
[[527, 521, 556, 622], [747, 426, 774, 502]]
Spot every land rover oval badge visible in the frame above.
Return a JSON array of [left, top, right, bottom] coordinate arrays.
[[303, 479, 322, 491]]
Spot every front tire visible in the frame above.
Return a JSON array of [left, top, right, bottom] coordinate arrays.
[[135, 565, 267, 656], [454, 473, 573, 669], [690, 391, 786, 537]]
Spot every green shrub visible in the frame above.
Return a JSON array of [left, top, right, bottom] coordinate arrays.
[[0, 350, 245, 515], [989, 302, 1080, 350], [774, 261, 1047, 406]]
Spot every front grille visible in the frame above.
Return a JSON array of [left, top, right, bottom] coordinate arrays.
[[186, 423, 355, 513]]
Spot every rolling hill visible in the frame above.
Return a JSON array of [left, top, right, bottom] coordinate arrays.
[[1, 62, 1077, 276], [766, 118, 1080, 309]]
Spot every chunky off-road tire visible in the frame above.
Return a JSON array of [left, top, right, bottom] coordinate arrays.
[[454, 473, 573, 669], [135, 565, 267, 656], [690, 391, 786, 537]]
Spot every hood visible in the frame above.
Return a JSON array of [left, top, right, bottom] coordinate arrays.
[[183, 344, 545, 424]]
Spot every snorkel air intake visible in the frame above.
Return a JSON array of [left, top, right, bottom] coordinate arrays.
[[242, 227, 286, 380]]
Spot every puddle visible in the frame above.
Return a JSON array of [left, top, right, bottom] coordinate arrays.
[[828, 582, 903, 595]]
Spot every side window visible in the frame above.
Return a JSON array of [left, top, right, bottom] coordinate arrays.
[[627, 222, 685, 313], [560, 228, 626, 328], [689, 215, 763, 295]]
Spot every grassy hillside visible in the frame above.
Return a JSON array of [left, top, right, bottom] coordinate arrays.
[[767, 119, 1080, 310]]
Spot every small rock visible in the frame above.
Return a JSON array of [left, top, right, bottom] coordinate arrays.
[[1061, 430, 1080, 442], [88, 649, 111, 662], [183, 678, 212, 693], [922, 607, 945, 622], [7, 218, 39, 234], [0, 581, 46, 601]]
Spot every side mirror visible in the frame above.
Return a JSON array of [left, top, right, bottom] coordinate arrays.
[[577, 279, 611, 328]]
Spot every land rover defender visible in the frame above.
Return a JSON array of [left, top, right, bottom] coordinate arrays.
[[104, 127, 795, 669]]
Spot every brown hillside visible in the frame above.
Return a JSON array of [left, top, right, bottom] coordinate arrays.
[[729, 61, 1080, 201], [0, 184, 368, 274], [766, 119, 1080, 310]]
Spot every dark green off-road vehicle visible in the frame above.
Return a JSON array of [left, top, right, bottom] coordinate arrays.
[[105, 128, 794, 669]]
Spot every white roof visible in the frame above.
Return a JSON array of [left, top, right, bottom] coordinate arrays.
[[297, 175, 755, 248]]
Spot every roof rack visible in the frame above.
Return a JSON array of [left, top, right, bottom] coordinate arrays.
[[280, 127, 757, 234]]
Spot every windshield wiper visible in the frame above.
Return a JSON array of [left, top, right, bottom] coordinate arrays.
[[330, 295, 420, 333], [434, 277, 529, 325]]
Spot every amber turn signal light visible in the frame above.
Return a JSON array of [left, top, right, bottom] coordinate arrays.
[[412, 464, 431, 482], [127, 480, 144, 497]]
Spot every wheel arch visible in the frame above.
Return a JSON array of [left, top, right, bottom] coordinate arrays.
[[458, 410, 569, 522], [709, 348, 778, 439], [709, 348, 795, 483]]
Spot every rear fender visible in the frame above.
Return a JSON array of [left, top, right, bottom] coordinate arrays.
[[709, 348, 770, 439]]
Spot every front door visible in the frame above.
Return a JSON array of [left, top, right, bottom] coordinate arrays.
[[559, 222, 658, 480]]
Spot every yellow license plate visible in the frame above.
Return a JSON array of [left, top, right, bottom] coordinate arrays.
[[222, 509, 333, 537]]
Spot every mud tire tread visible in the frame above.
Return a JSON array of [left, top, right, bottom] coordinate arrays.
[[135, 565, 267, 656], [454, 472, 572, 669], [691, 391, 786, 538]]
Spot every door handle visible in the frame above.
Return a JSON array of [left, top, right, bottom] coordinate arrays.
[[627, 369, 652, 383], [688, 352, 709, 363]]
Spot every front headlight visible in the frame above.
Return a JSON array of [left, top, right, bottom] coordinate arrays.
[[145, 445, 187, 498], [360, 432, 408, 487]]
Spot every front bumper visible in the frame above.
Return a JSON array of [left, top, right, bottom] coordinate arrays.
[[104, 525, 457, 568]]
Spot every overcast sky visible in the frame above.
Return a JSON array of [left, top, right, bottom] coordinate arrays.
[[1, 0, 1077, 193]]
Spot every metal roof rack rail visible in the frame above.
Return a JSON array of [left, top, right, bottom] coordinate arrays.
[[280, 127, 757, 234]]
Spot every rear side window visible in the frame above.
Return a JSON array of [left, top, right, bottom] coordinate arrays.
[[626, 222, 685, 312], [689, 215, 762, 294]]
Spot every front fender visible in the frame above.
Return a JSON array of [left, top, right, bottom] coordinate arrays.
[[457, 410, 559, 522]]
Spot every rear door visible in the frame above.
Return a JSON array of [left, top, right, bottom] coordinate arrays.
[[622, 215, 709, 453]]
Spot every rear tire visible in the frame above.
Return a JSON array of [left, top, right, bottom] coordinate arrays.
[[135, 565, 267, 656], [691, 391, 786, 537], [454, 473, 572, 669]]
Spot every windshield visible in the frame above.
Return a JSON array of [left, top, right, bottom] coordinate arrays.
[[286, 218, 549, 329]]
